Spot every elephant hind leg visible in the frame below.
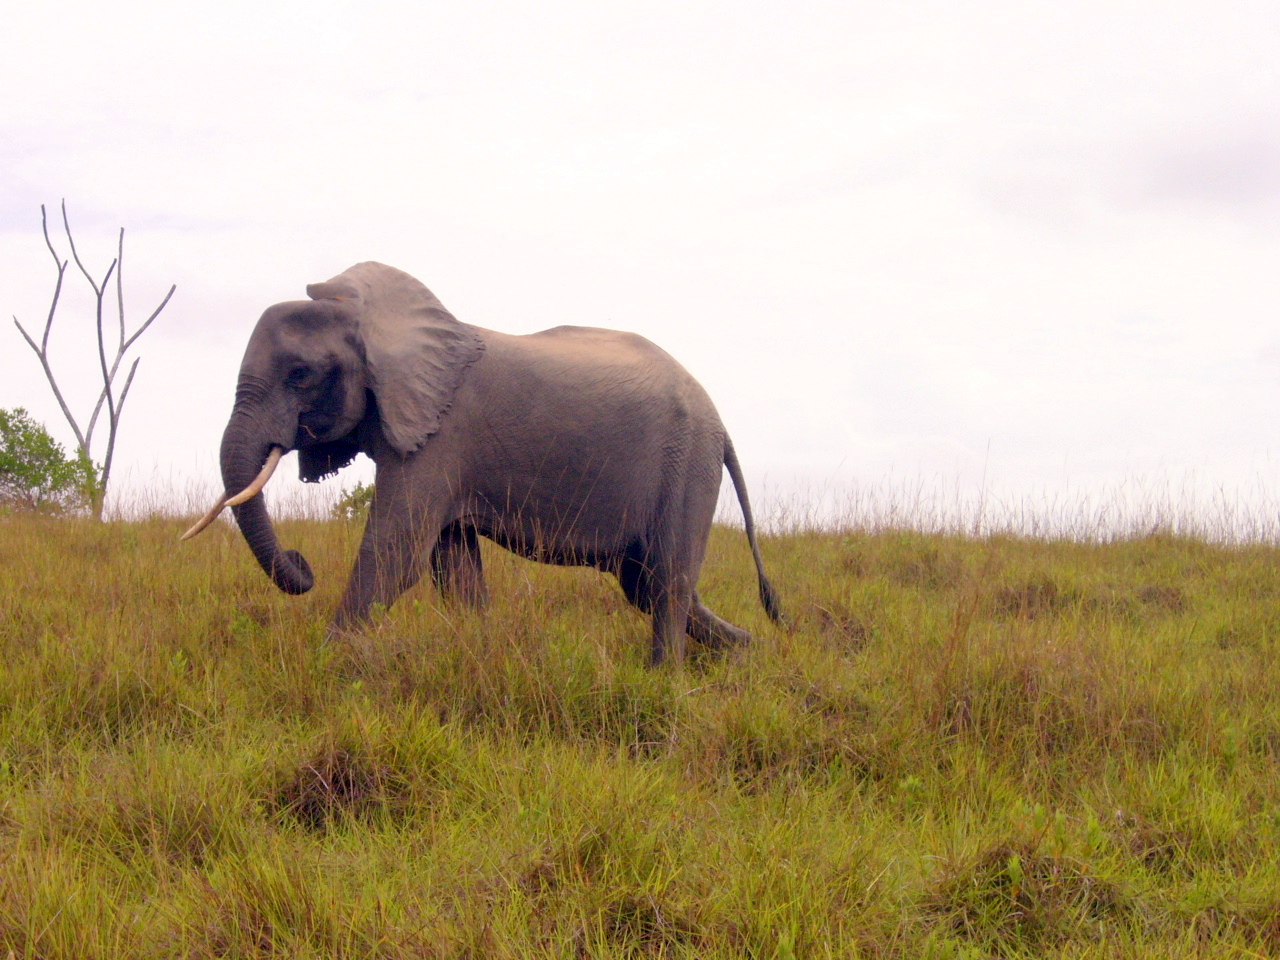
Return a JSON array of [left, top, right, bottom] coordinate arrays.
[[619, 558, 749, 656], [622, 560, 751, 660], [430, 521, 488, 609], [687, 589, 752, 650], [616, 546, 652, 614], [643, 526, 695, 666], [648, 567, 691, 666], [612, 540, 690, 665]]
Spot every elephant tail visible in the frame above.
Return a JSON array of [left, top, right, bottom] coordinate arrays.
[[724, 437, 785, 625]]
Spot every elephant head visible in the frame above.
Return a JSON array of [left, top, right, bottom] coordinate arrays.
[[182, 261, 485, 594]]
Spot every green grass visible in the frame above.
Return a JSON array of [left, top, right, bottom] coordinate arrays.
[[3, 512, 1280, 957]]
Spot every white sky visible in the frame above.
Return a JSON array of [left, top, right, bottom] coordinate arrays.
[[3, 1, 1280, 527]]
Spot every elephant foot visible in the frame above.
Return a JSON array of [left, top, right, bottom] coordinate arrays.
[[325, 624, 349, 644], [324, 619, 375, 647], [687, 603, 752, 651]]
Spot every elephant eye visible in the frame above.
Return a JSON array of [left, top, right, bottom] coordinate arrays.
[[285, 364, 313, 388]]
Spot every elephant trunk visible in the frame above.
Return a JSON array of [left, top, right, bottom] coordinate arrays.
[[220, 412, 314, 595]]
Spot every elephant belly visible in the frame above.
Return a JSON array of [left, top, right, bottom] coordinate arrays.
[[475, 525, 617, 569], [465, 470, 653, 571]]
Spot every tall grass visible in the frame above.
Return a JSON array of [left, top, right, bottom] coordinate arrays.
[[736, 473, 1280, 543], [3, 503, 1280, 956], [109, 461, 1280, 542]]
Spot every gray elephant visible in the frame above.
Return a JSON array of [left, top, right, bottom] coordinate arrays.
[[184, 262, 782, 664]]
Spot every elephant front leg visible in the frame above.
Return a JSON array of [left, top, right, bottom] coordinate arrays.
[[430, 521, 488, 608], [329, 489, 442, 636]]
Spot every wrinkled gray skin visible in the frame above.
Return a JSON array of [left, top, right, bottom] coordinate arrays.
[[218, 262, 782, 665]]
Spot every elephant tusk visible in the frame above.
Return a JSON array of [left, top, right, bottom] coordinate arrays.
[[225, 446, 285, 507], [180, 496, 229, 541], [179, 447, 285, 542]]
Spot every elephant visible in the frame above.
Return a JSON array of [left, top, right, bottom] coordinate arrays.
[[183, 261, 782, 665]]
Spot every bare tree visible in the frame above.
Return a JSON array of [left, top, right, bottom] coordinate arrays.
[[12, 201, 176, 520]]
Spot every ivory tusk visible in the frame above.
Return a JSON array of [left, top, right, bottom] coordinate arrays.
[[179, 496, 229, 541], [225, 446, 284, 507], [178, 446, 284, 542]]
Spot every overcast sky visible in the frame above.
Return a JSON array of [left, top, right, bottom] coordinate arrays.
[[3, 1, 1280, 528]]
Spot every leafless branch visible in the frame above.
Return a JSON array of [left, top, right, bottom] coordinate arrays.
[[61, 199, 105, 297], [39, 206, 68, 354], [116, 228, 126, 352], [13, 316, 88, 453], [123, 284, 175, 354], [116, 357, 141, 417], [87, 276, 174, 447], [89, 259, 119, 452], [12, 200, 176, 519], [102, 356, 141, 493]]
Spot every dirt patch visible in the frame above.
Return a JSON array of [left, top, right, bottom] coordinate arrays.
[[927, 840, 1132, 955], [883, 543, 965, 591], [990, 578, 1077, 619], [1135, 584, 1187, 613], [812, 602, 871, 650], [1117, 816, 1195, 877], [273, 747, 408, 831], [1190, 900, 1280, 954], [591, 892, 702, 954]]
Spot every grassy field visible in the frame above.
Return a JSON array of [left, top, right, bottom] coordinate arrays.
[[2, 511, 1280, 957]]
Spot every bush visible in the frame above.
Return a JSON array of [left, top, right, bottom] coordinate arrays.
[[332, 480, 374, 521], [0, 407, 97, 512]]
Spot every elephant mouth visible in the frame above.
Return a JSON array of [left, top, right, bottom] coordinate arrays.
[[295, 415, 335, 446], [294, 370, 346, 447]]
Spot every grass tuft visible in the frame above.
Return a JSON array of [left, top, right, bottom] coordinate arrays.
[[928, 838, 1134, 954]]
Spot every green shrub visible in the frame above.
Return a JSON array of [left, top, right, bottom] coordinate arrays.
[[0, 407, 97, 512], [331, 480, 374, 521]]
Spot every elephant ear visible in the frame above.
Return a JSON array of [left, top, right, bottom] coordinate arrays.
[[307, 261, 485, 456]]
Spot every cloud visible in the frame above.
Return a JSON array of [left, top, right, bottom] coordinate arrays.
[[965, 110, 1280, 238], [1139, 134, 1280, 208]]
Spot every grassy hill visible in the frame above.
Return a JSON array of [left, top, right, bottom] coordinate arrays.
[[2, 513, 1280, 957]]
